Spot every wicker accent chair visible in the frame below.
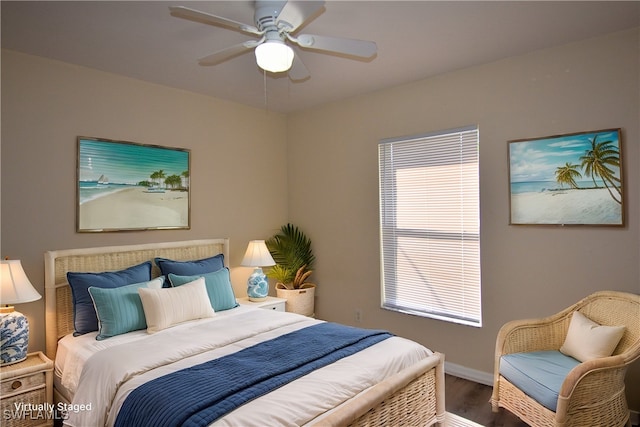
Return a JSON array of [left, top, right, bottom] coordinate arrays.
[[491, 290, 640, 427]]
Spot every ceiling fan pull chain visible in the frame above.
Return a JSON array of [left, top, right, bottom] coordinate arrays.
[[263, 68, 268, 111]]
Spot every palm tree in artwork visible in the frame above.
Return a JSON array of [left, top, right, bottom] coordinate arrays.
[[555, 163, 582, 189], [181, 170, 190, 190], [579, 135, 622, 204], [150, 170, 166, 188], [165, 174, 182, 189]]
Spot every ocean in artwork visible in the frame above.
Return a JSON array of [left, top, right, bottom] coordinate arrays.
[[78, 181, 138, 204], [510, 179, 607, 195]]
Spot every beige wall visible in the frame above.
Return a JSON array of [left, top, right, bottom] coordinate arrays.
[[1, 50, 289, 354], [287, 28, 640, 408], [2, 27, 639, 410]]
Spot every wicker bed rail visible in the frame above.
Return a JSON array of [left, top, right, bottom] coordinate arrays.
[[310, 352, 446, 427]]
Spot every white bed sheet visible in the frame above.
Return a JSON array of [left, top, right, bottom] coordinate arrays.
[[59, 305, 432, 427]]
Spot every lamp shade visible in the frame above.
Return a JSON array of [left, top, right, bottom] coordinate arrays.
[[254, 40, 294, 73], [0, 260, 41, 305], [241, 240, 276, 268]]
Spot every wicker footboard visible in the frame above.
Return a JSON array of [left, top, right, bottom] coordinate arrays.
[[310, 352, 446, 427]]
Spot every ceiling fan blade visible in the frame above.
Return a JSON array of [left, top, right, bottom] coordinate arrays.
[[169, 6, 262, 36], [288, 53, 310, 81], [276, 1, 325, 32], [295, 34, 377, 58], [198, 40, 262, 66]]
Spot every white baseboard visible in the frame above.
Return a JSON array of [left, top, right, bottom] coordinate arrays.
[[444, 361, 493, 386]]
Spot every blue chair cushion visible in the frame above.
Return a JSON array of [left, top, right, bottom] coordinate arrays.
[[500, 350, 580, 412]]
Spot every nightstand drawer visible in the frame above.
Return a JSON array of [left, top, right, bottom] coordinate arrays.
[[1, 387, 47, 427], [1, 371, 46, 396], [260, 301, 285, 311], [237, 297, 286, 312]]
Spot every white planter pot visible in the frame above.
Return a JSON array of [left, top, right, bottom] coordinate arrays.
[[275, 283, 316, 317]]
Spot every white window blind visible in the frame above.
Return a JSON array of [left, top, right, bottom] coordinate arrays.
[[379, 125, 481, 327]]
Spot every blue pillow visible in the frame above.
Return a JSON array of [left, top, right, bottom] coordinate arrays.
[[67, 262, 152, 336], [168, 268, 238, 312], [155, 254, 225, 287], [88, 277, 164, 340]]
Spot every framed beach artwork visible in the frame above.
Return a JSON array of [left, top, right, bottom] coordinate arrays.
[[508, 128, 624, 226], [77, 136, 191, 232]]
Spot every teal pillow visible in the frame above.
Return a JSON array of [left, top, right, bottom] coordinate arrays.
[[168, 268, 238, 312], [88, 277, 164, 340]]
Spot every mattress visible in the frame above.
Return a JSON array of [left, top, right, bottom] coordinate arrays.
[[57, 304, 432, 427]]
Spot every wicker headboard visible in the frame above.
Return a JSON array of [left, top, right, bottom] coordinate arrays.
[[43, 239, 229, 360]]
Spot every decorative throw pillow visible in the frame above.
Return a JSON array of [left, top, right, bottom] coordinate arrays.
[[88, 277, 164, 340], [168, 267, 238, 312], [559, 311, 625, 362], [138, 278, 215, 333], [155, 254, 225, 287], [67, 262, 153, 336]]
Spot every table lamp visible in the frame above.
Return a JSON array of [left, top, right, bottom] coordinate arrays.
[[1, 259, 42, 365], [241, 240, 276, 302]]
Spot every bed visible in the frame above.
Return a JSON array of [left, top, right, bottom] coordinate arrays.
[[44, 239, 445, 426]]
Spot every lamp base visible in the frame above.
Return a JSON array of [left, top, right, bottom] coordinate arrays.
[[0, 311, 29, 365], [247, 267, 269, 301], [0, 309, 29, 365], [0, 305, 15, 315]]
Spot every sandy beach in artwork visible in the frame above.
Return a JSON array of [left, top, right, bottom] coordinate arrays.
[[511, 187, 622, 225], [79, 187, 188, 230]]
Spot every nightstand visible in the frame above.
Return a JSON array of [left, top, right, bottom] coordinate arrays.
[[237, 296, 286, 312], [0, 352, 53, 427]]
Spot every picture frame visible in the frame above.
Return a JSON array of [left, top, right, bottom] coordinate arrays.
[[508, 128, 623, 226], [77, 136, 191, 232]]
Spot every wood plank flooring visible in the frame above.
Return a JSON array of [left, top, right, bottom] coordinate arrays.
[[445, 374, 529, 427]]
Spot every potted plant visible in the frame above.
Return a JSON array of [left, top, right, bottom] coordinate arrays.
[[266, 223, 316, 316]]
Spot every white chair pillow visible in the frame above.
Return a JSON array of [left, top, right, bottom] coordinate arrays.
[[560, 311, 625, 362], [138, 277, 215, 333]]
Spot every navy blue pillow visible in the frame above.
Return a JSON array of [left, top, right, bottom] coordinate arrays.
[[155, 254, 224, 286], [67, 262, 152, 336]]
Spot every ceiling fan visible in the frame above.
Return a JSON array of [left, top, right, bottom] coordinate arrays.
[[169, 1, 377, 80]]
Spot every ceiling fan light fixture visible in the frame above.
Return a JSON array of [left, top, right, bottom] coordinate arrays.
[[255, 40, 294, 73]]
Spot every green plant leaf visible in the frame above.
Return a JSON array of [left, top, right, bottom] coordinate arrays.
[[266, 223, 315, 288]]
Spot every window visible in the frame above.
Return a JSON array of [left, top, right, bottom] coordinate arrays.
[[378, 125, 481, 327]]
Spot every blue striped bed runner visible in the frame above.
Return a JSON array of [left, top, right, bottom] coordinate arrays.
[[115, 322, 393, 427]]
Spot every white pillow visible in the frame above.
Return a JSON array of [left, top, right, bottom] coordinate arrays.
[[560, 311, 625, 362], [138, 277, 215, 333]]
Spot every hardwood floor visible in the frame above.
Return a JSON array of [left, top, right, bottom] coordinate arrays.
[[445, 374, 529, 427]]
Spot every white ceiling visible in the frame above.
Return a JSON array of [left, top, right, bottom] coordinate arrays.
[[2, 1, 639, 113]]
